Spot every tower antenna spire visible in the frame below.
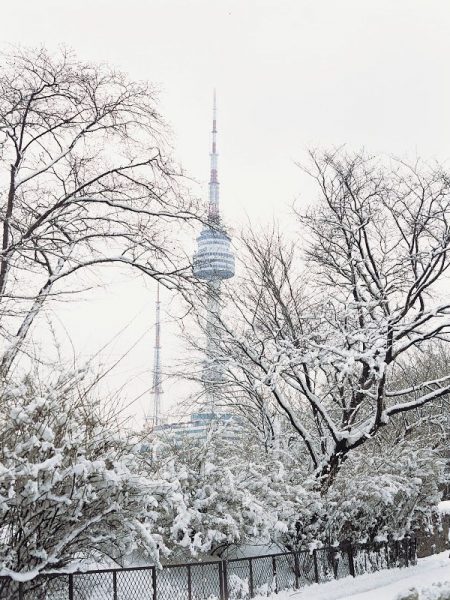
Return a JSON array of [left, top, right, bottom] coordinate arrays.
[[151, 282, 163, 426], [209, 89, 219, 223]]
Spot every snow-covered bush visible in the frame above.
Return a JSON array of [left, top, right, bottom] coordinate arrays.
[[228, 573, 250, 599], [145, 434, 285, 557], [323, 442, 444, 544], [0, 371, 168, 580], [146, 433, 324, 555], [397, 590, 421, 600], [396, 582, 450, 600]]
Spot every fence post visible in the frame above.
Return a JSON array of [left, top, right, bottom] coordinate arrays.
[[332, 548, 338, 579], [187, 564, 192, 600], [218, 561, 225, 600], [294, 552, 300, 589], [18, 582, 24, 600], [248, 558, 254, 597], [313, 550, 319, 584], [152, 567, 157, 600], [112, 570, 117, 600], [222, 561, 229, 600], [347, 545, 355, 578], [272, 556, 278, 594], [68, 574, 74, 600]]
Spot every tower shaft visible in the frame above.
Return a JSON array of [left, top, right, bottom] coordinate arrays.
[[204, 279, 222, 412]]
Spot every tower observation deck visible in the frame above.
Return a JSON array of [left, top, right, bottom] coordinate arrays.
[[193, 227, 235, 281], [193, 93, 235, 407]]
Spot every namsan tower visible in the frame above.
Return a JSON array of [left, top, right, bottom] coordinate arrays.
[[193, 92, 235, 409]]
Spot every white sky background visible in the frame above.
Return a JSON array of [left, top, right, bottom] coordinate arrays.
[[2, 0, 450, 426]]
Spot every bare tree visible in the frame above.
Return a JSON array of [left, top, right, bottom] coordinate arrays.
[[0, 47, 197, 375], [192, 151, 450, 493]]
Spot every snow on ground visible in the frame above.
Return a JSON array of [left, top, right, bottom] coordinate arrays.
[[254, 552, 450, 600], [438, 501, 450, 516]]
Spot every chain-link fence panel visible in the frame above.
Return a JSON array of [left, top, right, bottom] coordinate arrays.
[[331, 549, 352, 580], [247, 556, 274, 597], [116, 568, 154, 600], [273, 553, 296, 592], [72, 571, 113, 600], [156, 565, 189, 600], [191, 562, 222, 600], [354, 544, 392, 576], [296, 551, 316, 586], [315, 547, 337, 582], [354, 546, 373, 575], [226, 559, 251, 599]]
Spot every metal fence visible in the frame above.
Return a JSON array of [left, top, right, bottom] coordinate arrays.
[[0, 538, 417, 600]]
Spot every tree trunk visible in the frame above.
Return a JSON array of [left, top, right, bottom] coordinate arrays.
[[317, 444, 349, 495]]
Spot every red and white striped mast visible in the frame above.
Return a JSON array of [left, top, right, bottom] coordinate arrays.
[[151, 282, 163, 426]]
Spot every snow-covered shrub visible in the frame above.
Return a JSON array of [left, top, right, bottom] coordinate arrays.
[[146, 433, 327, 555], [0, 371, 168, 580], [145, 434, 285, 557], [396, 582, 450, 600], [397, 590, 420, 600], [323, 442, 444, 544], [228, 573, 249, 599]]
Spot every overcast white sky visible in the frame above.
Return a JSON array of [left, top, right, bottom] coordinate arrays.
[[3, 0, 450, 425]]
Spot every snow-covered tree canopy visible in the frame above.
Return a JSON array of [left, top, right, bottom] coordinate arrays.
[[190, 151, 450, 493], [0, 371, 170, 580]]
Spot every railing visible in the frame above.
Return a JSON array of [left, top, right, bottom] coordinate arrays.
[[0, 537, 417, 600]]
